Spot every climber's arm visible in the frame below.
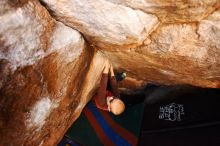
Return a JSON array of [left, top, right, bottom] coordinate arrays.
[[110, 65, 120, 98], [96, 64, 110, 107]]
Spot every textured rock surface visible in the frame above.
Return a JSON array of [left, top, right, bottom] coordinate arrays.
[[103, 19, 220, 88], [1, 0, 220, 146], [41, 0, 220, 88], [0, 1, 106, 146], [101, 2, 220, 88], [107, 0, 220, 22], [40, 0, 160, 49]]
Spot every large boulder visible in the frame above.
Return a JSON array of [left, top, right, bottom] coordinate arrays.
[[107, 0, 220, 23], [0, 0, 105, 145], [103, 18, 220, 88], [40, 0, 159, 50], [40, 0, 220, 88], [0, 0, 220, 145]]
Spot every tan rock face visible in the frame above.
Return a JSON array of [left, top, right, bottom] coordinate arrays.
[[40, 0, 159, 50], [0, 1, 106, 146], [103, 18, 220, 88], [107, 0, 220, 22], [1, 0, 220, 146], [40, 0, 220, 88]]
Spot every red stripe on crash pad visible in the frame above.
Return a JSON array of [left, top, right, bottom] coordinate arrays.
[[99, 110, 138, 146], [83, 108, 115, 146]]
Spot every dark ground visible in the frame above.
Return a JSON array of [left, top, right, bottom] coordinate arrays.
[[120, 85, 220, 146]]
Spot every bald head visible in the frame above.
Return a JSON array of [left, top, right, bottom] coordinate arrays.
[[110, 98, 125, 115]]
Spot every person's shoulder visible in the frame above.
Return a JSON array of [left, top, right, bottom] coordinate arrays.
[[106, 90, 113, 96]]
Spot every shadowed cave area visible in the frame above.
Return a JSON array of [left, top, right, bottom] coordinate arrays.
[[0, 0, 220, 146]]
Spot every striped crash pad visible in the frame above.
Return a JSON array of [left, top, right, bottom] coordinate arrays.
[[58, 101, 144, 146]]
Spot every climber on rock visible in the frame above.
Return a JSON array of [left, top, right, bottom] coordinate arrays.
[[94, 60, 125, 115]]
